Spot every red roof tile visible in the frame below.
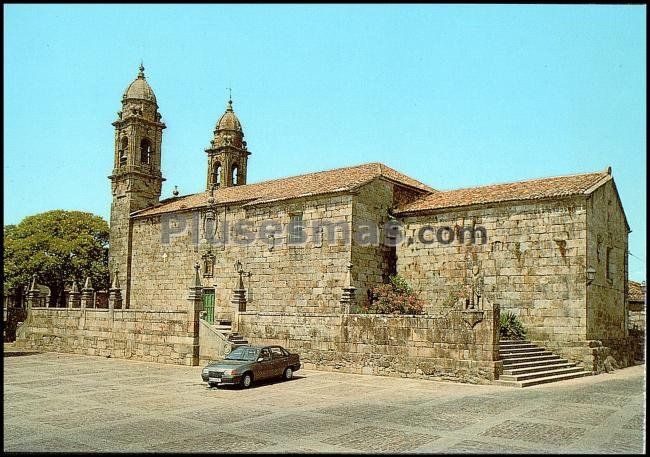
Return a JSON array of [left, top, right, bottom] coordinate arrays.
[[628, 280, 646, 303], [395, 170, 611, 215], [133, 162, 433, 217]]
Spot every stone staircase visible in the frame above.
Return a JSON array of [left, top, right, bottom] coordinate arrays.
[[212, 321, 249, 346], [495, 339, 590, 387]]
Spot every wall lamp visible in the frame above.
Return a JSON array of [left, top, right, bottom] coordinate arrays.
[[586, 266, 596, 285]]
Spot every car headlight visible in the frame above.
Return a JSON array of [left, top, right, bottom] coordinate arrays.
[[202, 368, 209, 374], [223, 369, 236, 376]]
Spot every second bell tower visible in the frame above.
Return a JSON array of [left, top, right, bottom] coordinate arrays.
[[205, 98, 251, 190]]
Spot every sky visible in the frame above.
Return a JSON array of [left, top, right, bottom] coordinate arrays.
[[3, 4, 646, 281]]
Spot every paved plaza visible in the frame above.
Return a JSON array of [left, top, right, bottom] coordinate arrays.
[[3, 350, 646, 453]]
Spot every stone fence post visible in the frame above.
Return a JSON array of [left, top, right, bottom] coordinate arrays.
[[108, 269, 123, 311], [26, 274, 40, 310], [81, 277, 94, 309], [67, 280, 81, 308]]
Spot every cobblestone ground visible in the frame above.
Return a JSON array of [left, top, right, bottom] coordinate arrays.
[[3, 351, 646, 453]]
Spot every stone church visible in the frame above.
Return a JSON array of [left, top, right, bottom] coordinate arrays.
[[16, 65, 636, 384]]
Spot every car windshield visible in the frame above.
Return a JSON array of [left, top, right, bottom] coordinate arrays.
[[225, 347, 259, 361]]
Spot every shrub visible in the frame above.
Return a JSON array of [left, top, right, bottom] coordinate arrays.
[[362, 275, 424, 315], [499, 311, 526, 340]]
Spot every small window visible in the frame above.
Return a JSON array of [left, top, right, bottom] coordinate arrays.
[[232, 164, 239, 185], [140, 138, 152, 165], [260, 348, 271, 361], [119, 137, 128, 166], [606, 247, 613, 280], [213, 162, 222, 186], [288, 213, 304, 244]]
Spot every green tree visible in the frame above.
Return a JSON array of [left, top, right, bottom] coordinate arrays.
[[3, 210, 109, 306]]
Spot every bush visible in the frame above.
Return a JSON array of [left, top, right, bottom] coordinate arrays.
[[362, 275, 424, 315], [499, 311, 526, 340]]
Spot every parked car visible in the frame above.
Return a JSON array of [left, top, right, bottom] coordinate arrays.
[[201, 345, 301, 388]]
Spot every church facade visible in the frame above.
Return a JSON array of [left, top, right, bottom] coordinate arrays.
[[15, 66, 636, 382]]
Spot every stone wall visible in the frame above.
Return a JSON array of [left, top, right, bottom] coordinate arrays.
[[585, 179, 629, 341], [15, 307, 198, 365], [351, 179, 394, 309], [397, 197, 589, 351], [236, 303, 501, 384], [128, 193, 354, 317]]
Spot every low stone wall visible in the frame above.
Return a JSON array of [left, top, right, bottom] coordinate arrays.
[[535, 336, 637, 373], [235, 304, 500, 384], [15, 307, 198, 365]]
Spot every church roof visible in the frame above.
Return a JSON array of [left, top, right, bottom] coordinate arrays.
[[132, 162, 433, 218], [395, 169, 612, 215], [123, 64, 157, 103]]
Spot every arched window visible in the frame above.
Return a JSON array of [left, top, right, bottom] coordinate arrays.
[[232, 164, 239, 185], [140, 138, 152, 165], [119, 137, 128, 166], [213, 162, 222, 186]]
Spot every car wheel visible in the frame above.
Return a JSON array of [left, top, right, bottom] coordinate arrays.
[[241, 373, 253, 388], [283, 367, 293, 380]]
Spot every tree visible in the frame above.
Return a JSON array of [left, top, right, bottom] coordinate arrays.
[[3, 210, 109, 306]]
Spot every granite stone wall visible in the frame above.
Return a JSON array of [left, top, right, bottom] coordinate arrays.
[[236, 303, 501, 384], [397, 197, 589, 347], [585, 179, 629, 341], [351, 179, 395, 309], [15, 307, 199, 365], [128, 194, 354, 318]]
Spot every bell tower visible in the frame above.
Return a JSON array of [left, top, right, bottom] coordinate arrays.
[[108, 64, 166, 302], [205, 98, 251, 190]]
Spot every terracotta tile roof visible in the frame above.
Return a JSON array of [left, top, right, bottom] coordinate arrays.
[[395, 170, 611, 215], [628, 280, 646, 303], [133, 162, 433, 217]]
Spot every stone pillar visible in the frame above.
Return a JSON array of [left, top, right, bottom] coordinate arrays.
[[231, 260, 249, 313], [339, 262, 356, 313], [108, 269, 122, 310], [26, 274, 40, 309], [187, 262, 203, 366], [67, 280, 81, 308], [81, 277, 94, 309]]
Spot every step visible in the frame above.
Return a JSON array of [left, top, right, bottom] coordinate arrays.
[[500, 351, 553, 360], [495, 370, 589, 388], [501, 354, 562, 365], [503, 362, 577, 376], [502, 357, 569, 370], [499, 340, 531, 344], [499, 346, 546, 354], [499, 343, 538, 350], [498, 366, 586, 382]]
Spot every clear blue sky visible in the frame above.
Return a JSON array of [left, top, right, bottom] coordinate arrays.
[[4, 5, 646, 281]]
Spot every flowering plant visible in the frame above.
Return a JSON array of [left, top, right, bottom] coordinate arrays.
[[362, 275, 424, 314]]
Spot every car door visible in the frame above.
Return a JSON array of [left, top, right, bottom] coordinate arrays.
[[257, 348, 274, 380], [270, 346, 288, 378]]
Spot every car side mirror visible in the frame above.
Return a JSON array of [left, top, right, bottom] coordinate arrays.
[[257, 357, 264, 362]]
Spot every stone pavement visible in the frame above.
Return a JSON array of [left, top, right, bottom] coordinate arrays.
[[3, 350, 646, 453]]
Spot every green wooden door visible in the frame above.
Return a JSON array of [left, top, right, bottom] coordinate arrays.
[[202, 290, 215, 324]]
